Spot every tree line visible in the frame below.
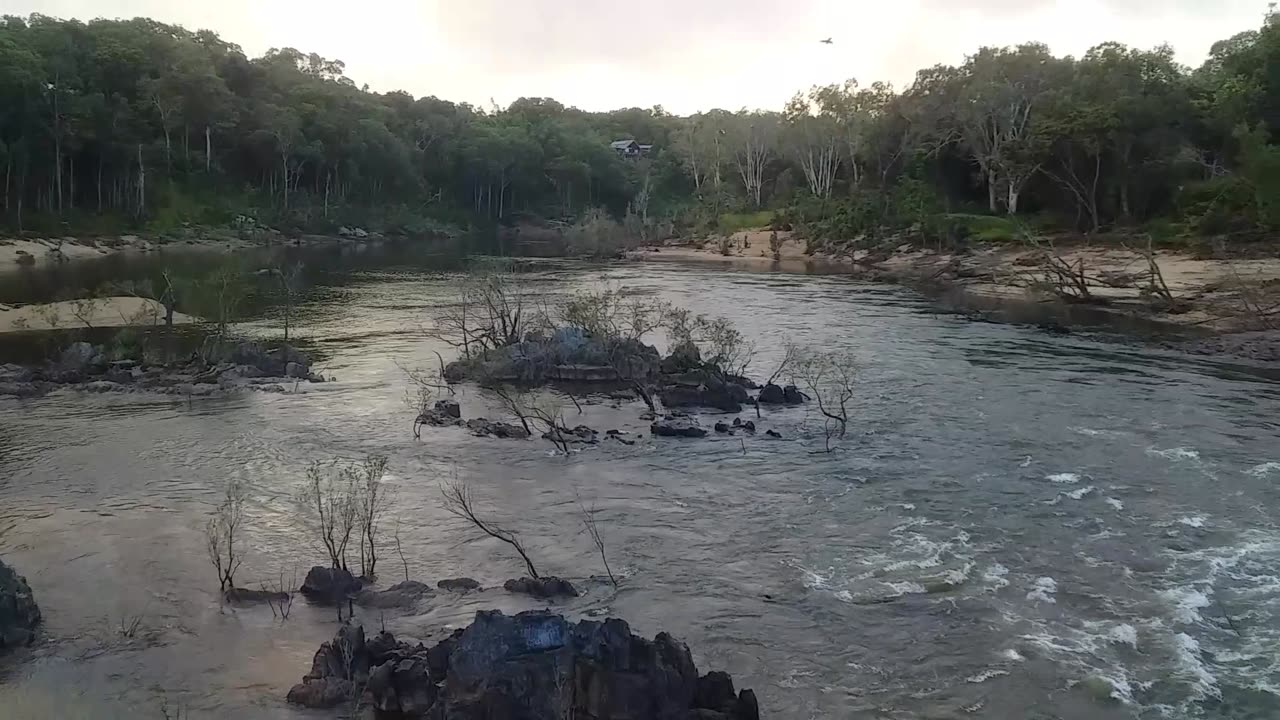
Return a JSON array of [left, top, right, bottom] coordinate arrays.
[[2, 10, 1279, 243]]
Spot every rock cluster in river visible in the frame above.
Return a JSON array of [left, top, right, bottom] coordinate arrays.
[[287, 610, 761, 720], [0, 340, 327, 397], [0, 558, 41, 652]]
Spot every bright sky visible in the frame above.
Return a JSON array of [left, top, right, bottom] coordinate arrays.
[[0, 0, 1268, 113]]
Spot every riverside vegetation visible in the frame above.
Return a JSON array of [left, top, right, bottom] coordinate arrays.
[[3, 10, 1280, 261]]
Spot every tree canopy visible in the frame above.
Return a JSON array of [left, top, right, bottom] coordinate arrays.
[[2, 10, 1280, 242]]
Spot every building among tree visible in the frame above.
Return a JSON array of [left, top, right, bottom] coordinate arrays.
[[610, 140, 653, 158]]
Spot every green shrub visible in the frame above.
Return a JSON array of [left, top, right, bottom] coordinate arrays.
[[717, 210, 774, 234], [944, 213, 1021, 243]]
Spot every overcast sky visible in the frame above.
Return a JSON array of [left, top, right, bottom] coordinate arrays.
[[0, 0, 1268, 113]]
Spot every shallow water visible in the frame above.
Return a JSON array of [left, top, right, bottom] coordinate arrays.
[[2, 247, 1280, 718]]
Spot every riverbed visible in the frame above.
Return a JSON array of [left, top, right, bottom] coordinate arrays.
[[2, 244, 1279, 719]]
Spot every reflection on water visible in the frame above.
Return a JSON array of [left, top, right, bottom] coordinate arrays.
[[3, 246, 1280, 719]]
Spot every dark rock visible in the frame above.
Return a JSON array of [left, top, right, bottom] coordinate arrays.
[[355, 580, 433, 609], [285, 361, 310, 378], [732, 418, 756, 433], [290, 610, 760, 720], [286, 677, 353, 709], [503, 576, 580, 599], [465, 418, 531, 439], [417, 399, 463, 428], [651, 416, 708, 438], [607, 435, 637, 446], [757, 383, 784, 404], [662, 340, 703, 373], [437, 577, 481, 592], [224, 587, 290, 604], [765, 429, 783, 438], [300, 566, 362, 604], [0, 364, 35, 384], [605, 429, 624, 436], [544, 424, 598, 444], [714, 421, 733, 434], [226, 342, 312, 378], [0, 559, 41, 652], [782, 385, 805, 405], [696, 671, 737, 712], [660, 381, 744, 413]]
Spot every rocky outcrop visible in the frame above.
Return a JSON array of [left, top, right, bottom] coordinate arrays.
[[757, 383, 805, 405], [502, 576, 579, 599], [661, 340, 703, 374], [437, 577, 481, 592], [0, 341, 327, 397], [651, 415, 708, 438], [300, 566, 364, 604], [660, 371, 752, 413], [0, 558, 41, 651], [355, 580, 434, 609], [416, 399, 463, 428], [288, 610, 761, 720], [544, 424, 598, 445], [465, 418, 531, 439]]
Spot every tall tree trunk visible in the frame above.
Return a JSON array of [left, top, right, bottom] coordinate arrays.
[[987, 170, 998, 213], [136, 143, 146, 217], [3, 155, 9, 212], [97, 157, 103, 212], [281, 153, 289, 210], [324, 171, 330, 218], [205, 125, 212, 173], [163, 128, 172, 175], [1119, 183, 1131, 220], [1007, 185, 1021, 215], [183, 124, 189, 167], [68, 155, 74, 209]]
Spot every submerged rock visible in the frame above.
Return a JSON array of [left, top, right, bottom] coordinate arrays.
[[502, 576, 579, 599], [758, 383, 805, 406], [416, 399, 463, 429], [437, 577, 481, 592], [651, 416, 708, 438], [0, 558, 41, 651], [289, 609, 761, 720], [355, 580, 434, 609]]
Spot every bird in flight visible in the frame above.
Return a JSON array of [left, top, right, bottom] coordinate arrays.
[[820, 37, 833, 45]]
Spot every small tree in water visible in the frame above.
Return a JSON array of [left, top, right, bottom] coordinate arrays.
[[298, 460, 359, 572], [205, 477, 248, 595], [793, 349, 857, 452]]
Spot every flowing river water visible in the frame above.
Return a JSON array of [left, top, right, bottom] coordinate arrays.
[[2, 243, 1279, 719]]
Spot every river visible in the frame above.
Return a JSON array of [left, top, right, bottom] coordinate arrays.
[[1, 242, 1279, 719]]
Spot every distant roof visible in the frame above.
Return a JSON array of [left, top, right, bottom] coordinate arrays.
[[638, 144, 653, 150], [610, 140, 638, 149]]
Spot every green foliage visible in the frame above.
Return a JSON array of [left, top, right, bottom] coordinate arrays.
[[945, 214, 1021, 243], [717, 210, 774, 234]]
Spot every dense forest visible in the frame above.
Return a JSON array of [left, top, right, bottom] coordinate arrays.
[[1, 10, 1279, 246]]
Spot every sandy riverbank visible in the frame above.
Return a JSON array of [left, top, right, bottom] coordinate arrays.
[[0, 297, 199, 334], [632, 231, 1280, 333]]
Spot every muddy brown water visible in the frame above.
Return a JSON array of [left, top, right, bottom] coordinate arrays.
[[2, 244, 1279, 718]]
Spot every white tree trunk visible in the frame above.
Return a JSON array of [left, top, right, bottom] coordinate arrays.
[[136, 143, 145, 216]]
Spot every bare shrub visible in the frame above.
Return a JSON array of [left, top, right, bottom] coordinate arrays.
[[578, 495, 617, 587], [794, 349, 857, 452], [441, 478, 540, 578], [757, 343, 799, 418], [263, 567, 296, 621], [428, 259, 537, 359], [204, 477, 248, 594], [560, 286, 666, 341], [298, 461, 359, 572], [354, 455, 393, 578]]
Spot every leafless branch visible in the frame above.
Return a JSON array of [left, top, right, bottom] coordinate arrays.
[[440, 478, 540, 579]]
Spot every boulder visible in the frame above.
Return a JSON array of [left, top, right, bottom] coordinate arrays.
[[660, 375, 749, 413], [661, 340, 703, 373], [355, 580, 434, 609], [503, 576, 580, 599], [416, 400, 463, 429], [226, 342, 312, 378], [465, 418, 531, 439], [651, 416, 708, 438], [290, 610, 761, 720], [757, 383, 785, 404], [58, 341, 98, 373], [285, 361, 310, 379], [714, 422, 732, 434], [544, 425, 598, 445], [765, 429, 783, 439], [0, 559, 41, 651], [732, 418, 756, 433], [300, 566, 362, 604], [781, 385, 805, 405], [437, 577, 481, 592]]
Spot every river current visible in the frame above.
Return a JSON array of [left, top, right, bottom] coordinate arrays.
[[1, 244, 1279, 719]]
